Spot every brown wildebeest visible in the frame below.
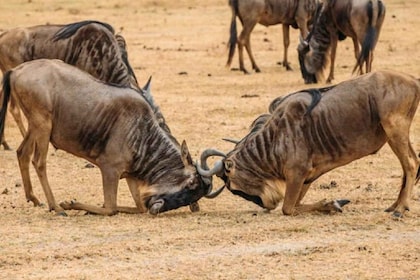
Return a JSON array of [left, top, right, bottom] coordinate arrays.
[[226, 0, 320, 74], [0, 20, 170, 150], [298, 0, 386, 84], [0, 59, 221, 216], [199, 70, 420, 218]]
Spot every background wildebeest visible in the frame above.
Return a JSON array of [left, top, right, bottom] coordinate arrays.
[[0, 59, 219, 216], [0, 20, 168, 150], [298, 0, 386, 84], [226, 0, 319, 73], [200, 70, 420, 218]]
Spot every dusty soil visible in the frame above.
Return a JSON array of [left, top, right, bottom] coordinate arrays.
[[0, 0, 419, 279]]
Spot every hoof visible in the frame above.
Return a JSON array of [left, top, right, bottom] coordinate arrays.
[[56, 211, 68, 217], [392, 211, 403, 219], [189, 202, 200, 212], [337, 199, 351, 207], [149, 199, 164, 215], [330, 199, 351, 213]]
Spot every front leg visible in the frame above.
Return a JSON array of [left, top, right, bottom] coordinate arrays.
[[294, 199, 350, 215], [60, 168, 121, 216], [60, 200, 118, 216]]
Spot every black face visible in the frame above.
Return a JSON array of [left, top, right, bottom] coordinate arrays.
[[222, 175, 265, 209], [147, 173, 211, 215], [230, 189, 264, 208], [297, 45, 317, 84]]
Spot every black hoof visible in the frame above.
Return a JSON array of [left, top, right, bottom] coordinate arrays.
[[392, 211, 403, 219], [337, 199, 351, 207]]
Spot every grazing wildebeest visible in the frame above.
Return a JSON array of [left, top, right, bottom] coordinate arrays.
[[298, 0, 386, 84], [0, 20, 168, 150], [199, 70, 420, 218], [226, 0, 319, 74], [0, 59, 220, 216]]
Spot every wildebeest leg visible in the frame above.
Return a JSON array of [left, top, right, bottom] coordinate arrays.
[[284, 180, 349, 215], [282, 176, 306, 215], [116, 178, 148, 214], [384, 128, 419, 217], [238, 21, 259, 73], [9, 95, 27, 137], [326, 35, 338, 84], [31, 125, 65, 214], [366, 51, 373, 73], [16, 130, 42, 207], [1, 135, 11, 150], [61, 167, 120, 216], [352, 37, 363, 74], [281, 25, 292, 71]]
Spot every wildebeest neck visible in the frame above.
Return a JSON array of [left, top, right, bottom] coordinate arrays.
[[127, 115, 186, 186]]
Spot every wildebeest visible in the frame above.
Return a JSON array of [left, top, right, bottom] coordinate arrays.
[[199, 70, 420, 218], [0, 59, 219, 216], [226, 0, 319, 74], [0, 20, 168, 150], [298, 0, 386, 84]]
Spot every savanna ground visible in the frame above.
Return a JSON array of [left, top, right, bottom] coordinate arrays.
[[0, 0, 419, 279]]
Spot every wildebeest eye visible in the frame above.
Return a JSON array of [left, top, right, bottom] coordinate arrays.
[[225, 160, 234, 173]]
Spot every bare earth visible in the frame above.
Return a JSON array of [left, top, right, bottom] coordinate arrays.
[[0, 1, 419, 279]]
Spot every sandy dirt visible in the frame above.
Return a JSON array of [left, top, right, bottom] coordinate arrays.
[[0, 0, 419, 279]]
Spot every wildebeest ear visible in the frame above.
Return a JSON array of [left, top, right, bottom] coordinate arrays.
[[181, 140, 193, 166], [225, 160, 234, 172]]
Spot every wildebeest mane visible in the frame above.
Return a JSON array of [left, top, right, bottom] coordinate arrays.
[[52, 20, 115, 41], [268, 87, 328, 114], [239, 85, 333, 148]]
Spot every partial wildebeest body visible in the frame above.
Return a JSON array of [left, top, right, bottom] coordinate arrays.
[[298, 0, 386, 84], [226, 0, 319, 74], [0, 59, 217, 216], [0, 20, 169, 150], [200, 70, 420, 218]]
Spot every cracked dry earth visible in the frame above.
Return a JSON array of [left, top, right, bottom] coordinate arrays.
[[0, 0, 419, 279]]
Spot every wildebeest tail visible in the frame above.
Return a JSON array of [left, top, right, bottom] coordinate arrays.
[[226, 0, 239, 67], [0, 71, 12, 141], [53, 20, 115, 41], [352, 0, 383, 74]]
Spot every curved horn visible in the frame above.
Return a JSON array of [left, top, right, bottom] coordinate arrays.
[[197, 160, 224, 177], [205, 185, 225, 199], [200, 148, 226, 170]]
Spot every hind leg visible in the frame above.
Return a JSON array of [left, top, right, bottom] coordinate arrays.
[[9, 95, 27, 137], [16, 130, 42, 207], [238, 20, 258, 73], [1, 135, 11, 150], [31, 122, 65, 214], [384, 123, 419, 217]]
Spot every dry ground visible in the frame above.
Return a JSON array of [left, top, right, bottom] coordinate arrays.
[[0, 0, 419, 279]]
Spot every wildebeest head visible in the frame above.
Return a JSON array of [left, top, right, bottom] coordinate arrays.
[[297, 2, 324, 84], [197, 148, 279, 210], [196, 115, 280, 210], [146, 141, 220, 215], [297, 36, 318, 84]]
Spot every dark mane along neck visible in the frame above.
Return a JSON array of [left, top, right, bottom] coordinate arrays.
[[230, 113, 283, 189], [127, 114, 184, 185]]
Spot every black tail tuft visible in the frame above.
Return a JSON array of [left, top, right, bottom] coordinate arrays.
[[226, 0, 239, 67], [0, 71, 12, 141]]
